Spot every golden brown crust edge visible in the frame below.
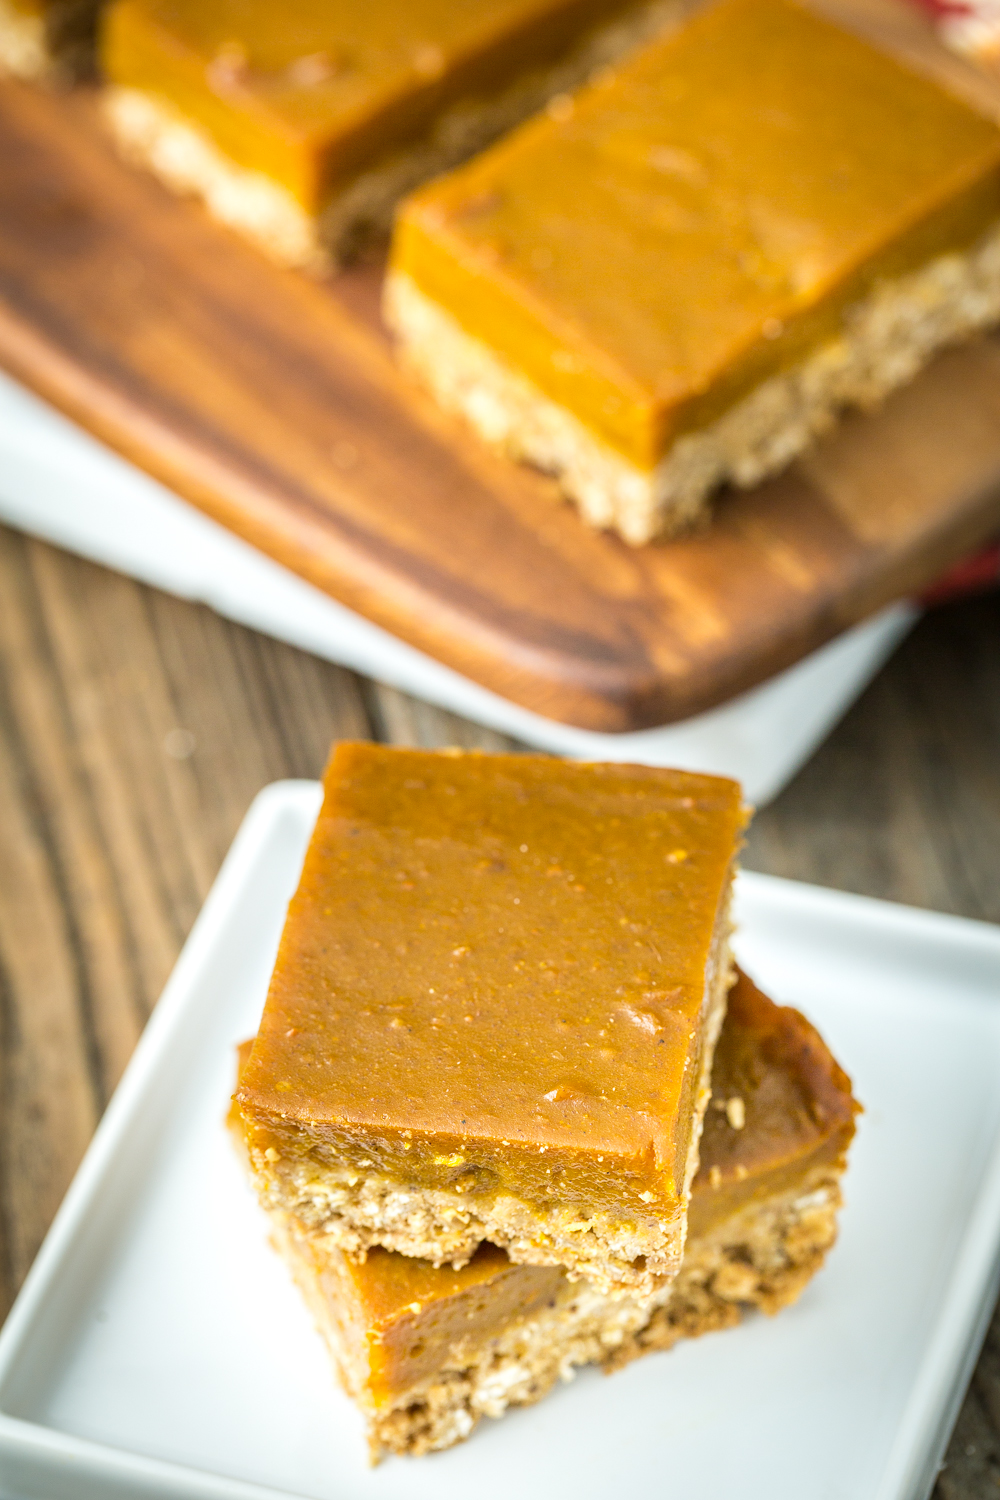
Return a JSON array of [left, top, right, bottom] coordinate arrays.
[[366, 1164, 846, 1459]]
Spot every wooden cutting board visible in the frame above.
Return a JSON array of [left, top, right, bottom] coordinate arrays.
[[2, 0, 1000, 733]]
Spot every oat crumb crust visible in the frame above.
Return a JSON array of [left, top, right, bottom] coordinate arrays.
[[0, 0, 99, 82], [279, 1166, 843, 1461]]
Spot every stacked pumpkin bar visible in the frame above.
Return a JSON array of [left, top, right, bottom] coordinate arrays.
[[230, 742, 858, 1459]]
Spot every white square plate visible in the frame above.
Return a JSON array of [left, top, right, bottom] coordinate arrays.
[[1, 780, 999, 1500]]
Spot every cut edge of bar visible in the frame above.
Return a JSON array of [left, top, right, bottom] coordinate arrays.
[[384, 220, 1000, 543], [273, 1161, 844, 1461]]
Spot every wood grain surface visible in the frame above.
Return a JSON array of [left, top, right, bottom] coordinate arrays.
[[4, 0, 1000, 732], [0, 520, 997, 1492]]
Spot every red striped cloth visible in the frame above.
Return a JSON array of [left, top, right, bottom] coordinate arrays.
[[902, 0, 1000, 60], [920, 540, 1000, 604]]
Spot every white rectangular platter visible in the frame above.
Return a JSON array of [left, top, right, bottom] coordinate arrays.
[[2, 779, 999, 1500]]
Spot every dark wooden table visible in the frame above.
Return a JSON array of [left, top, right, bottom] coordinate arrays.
[[0, 516, 997, 1495]]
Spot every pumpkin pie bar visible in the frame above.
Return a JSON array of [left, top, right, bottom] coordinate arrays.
[[231, 970, 859, 1460], [386, 0, 1000, 543], [236, 742, 745, 1295], [99, 0, 681, 269], [0, 0, 99, 79]]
